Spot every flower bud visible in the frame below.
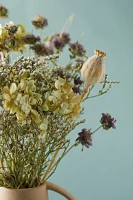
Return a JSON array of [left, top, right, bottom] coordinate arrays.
[[81, 49, 106, 86], [80, 49, 106, 101]]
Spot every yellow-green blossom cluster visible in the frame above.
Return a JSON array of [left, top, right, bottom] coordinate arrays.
[[2, 79, 48, 135], [43, 77, 81, 121], [1, 72, 82, 135]]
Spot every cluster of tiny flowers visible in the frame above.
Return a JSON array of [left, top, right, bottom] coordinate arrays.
[[31, 43, 53, 56], [69, 41, 86, 58], [32, 14, 48, 29], [0, 4, 118, 185], [23, 34, 40, 44], [50, 32, 70, 50], [52, 36, 65, 50]]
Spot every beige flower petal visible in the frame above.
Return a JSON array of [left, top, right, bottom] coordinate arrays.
[[10, 105, 18, 114], [55, 77, 66, 89], [48, 96, 57, 103], [10, 83, 17, 94], [16, 93, 22, 102], [40, 123, 48, 130], [52, 90, 62, 99], [2, 86, 11, 101], [29, 97, 37, 105], [18, 79, 26, 91], [26, 80, 36, 93], [19, 94, 29, 104], [42, 104, 49, 111], [2, 93, 11, 101], [4, 100, 12, 110], [61, 102, 69, 110]]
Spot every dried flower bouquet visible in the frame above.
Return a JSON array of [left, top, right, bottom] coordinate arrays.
[[0, 5, 119, 189]]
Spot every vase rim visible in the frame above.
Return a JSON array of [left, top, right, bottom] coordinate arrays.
[[0, 182, 46, 191]]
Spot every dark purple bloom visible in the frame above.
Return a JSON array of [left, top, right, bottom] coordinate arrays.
[[52, 36, 65, 50], [31, 43, 53, 56], [23, 34, 40, 44], [54, 68, 71, 80], [72, 86, 82, 94], [60, 32, 70, 44], [73, 76, 83, 94], [56, 68, 64, 77], [77, 129, 92, 148], [74, 76, 83, 85], [0, 4, 8, 18], [32, 14, 48, 29], [69, 41, 86, 58], [75, 58, 84, 65], [100, 113, 116, 130]]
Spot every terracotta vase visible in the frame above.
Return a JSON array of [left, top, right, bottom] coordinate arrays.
[[0, 181, 76, 200]]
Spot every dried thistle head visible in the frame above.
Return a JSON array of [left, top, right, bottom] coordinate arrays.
[[31, 43, 53, 56], [23, 34, 40, 44], [69, 41, 86, 58], [32, 14, 48, 29]]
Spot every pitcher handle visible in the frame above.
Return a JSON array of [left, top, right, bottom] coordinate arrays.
[[45, 181, 76, 200]]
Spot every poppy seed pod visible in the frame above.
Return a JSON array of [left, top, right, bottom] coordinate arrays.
[[80, 49, 106, 101]]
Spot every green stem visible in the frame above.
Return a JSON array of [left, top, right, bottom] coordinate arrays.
[[45, 141, 79, 181], [28, 45, 31, 58], [83, 85, 95, 101], [63, 141, 79, 157], [51, 60, 58, 67], [91, 125, 103, 134], [88, 91, 107, 99], [40, 29, 43, 41], [0, 52, 4, 61]]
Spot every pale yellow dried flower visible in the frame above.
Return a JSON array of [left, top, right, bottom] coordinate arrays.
[[43, 77, 81, 121], [2, 80, 48, 134]]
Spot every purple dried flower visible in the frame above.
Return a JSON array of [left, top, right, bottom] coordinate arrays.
[[100, 113, 116, 130], [74, 76, 83, 85], [75, 58, 84, 65], [77, 129, 92, 148], [32, 14, 48, 29], [69, 41, 86, 58], [0, 4, 8, 18], [31, 43, 53, 56], [23, 34, 40, 44], [72, 86, 81, 94], [56, 69, 64, 78], [52, 36, 65, 50], [60, 32, 70, 44]]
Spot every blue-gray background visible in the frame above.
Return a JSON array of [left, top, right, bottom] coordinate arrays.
[[1, 0, 132, 199]]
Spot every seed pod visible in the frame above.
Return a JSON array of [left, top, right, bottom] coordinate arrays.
[[80, 49, 106, 101]]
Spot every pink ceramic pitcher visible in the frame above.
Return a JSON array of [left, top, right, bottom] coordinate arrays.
[[0, 181, 76, 200]]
